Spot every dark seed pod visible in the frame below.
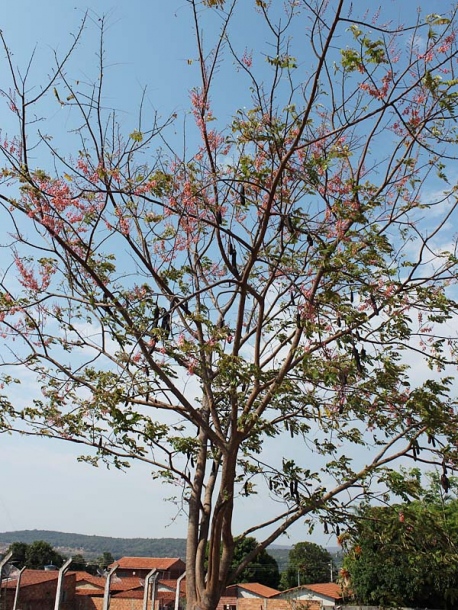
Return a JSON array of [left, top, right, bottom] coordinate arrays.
[[370, 294, 379, 315], [152, 305, 160, 328], [352, 346, 363, 374], [441, 473, 451, 493], [161, 311, 171, 337], [285, 214, 295, 233], [239, 184, 246, 206]]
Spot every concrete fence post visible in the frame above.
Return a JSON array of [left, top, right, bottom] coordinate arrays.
[[0, 552, 13, 610], [174, 571, 186, 610], [143, 569, 157, 610], [103, 563, 119, 610], [54, 557, 73, 610], [12, 567, 25, 610]]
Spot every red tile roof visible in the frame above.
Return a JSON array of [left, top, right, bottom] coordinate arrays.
[[237, 583, 280, 598], [69, 571, 105, 589], [75, 588, 105, 597], [287, 583, 342, 600], [2, 569, 59, 588], [112, 590, 144, 599], [110, 576, 144, 591], [158, 578, 186, 593], [69, 571, 143, 593], [304, 582, 343, 600], [157, 591, 185, 601], [112, 589, 185, 600], [111, 557, 184, 571]]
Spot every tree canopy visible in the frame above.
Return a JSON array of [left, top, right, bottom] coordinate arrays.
[[229, 537, 279, 589], [70, 553, 88, 571], [1, 2, 458, 610], [344, 472, 458, 609], [280, 542, 333, 589], [96, 551, 115, 570], [8, 541, 65, 570]]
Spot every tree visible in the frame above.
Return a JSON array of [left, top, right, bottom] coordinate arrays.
[[8, 541, 65, 570], [344, 471, 458, 609], [96, 552, 115, 570], [1, 2, 458, 610], [70, 554, 88, 571], [7, 542, 28, 569], [229, 537, 279, 588], [280, 542, 333, 589]]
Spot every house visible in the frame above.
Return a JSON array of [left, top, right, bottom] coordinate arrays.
[[1, 563, 345, 610], [157, 578, 186, 595], [71, 570, 105, 593], [275, 583, 344, 609], [67, 570, 142, 610], [218, 583, 289, 610], [72, 571, 105, 610], [73, 568, 186, 610], [109, 557, 186, 580], [236, 583, 280, 599], [0, 569, 76, 610]]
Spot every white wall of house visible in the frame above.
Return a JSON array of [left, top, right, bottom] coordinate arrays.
[[237, 590, 264, 599]]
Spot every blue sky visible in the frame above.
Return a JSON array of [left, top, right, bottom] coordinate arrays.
[[0, 0, 457, 552]]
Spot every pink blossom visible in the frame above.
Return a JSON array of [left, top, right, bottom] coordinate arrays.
[[241, 48, 253, 68]]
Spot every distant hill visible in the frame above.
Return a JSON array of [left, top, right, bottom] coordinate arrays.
[[0, 530, 293, 568], [0, 530, 343, 573], [0, 530, 187, 560]]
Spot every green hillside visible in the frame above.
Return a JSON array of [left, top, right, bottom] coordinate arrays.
[[0, 530, 187, 559], [0, 530, 293, 571]]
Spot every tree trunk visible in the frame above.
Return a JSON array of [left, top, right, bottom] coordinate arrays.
[[186, 442, 239, 610]]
